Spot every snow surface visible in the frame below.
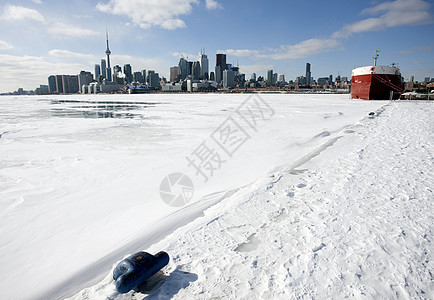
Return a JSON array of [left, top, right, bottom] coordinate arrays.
[[0, 95, 432, 299]]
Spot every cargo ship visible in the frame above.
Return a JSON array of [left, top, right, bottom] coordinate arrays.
[[351, 51, 404, 100]]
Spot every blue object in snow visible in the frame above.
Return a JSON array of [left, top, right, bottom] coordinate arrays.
[[113, 251, 169, 294]]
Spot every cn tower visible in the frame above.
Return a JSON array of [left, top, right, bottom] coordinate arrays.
[[105, 29, 111, 70]]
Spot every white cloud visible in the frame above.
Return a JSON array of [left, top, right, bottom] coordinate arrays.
[[267, 38, 341, 60], [48, 22, 99, 38], [32, 0, 43, 4], [333, 0, 433, 38], [239, 64, 275, 76], [0, 4, 45, 22], [218, 49, 259, 57], [172, 52, 197, 59], [205, 0, 222, 10], [96, 0, 199, 30], [48, 49, 94, 60], [0, 54, 91, 92], [216, 38, 340, 61], [0, 40, 13, 50]]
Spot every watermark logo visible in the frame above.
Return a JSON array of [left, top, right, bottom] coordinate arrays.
[[159, 94, 274, 207], [159, 173, 194, 207]]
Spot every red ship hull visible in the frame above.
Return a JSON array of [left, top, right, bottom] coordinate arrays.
[[351, 73, 402, 100]]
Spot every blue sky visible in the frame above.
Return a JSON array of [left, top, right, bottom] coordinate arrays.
[[0, 0, 433, 92]]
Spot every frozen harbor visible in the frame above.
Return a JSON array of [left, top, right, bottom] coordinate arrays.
[[0, 94, 432, 299]]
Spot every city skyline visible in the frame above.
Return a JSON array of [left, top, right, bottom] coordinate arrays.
[[0, 0, 433, 93]]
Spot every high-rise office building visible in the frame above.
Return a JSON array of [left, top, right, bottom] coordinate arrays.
[[95, 64, 101, 79], [251, 73, 257, 81], [192, 61, 201, 80], [409, 76, 414, 82], [267, 70, 274, 84], [216, 53, 227, 83], [199, 52, 209, 80], [123, 64, 133, 84], [306, 63, 311, 86], [209, 71, 215, 81], [133, 71, 143, 83], [187, 61, 193, 77], [223, 69, 235, 88], [170, 66, 179, 82], [178, 58, 189, 80], [215, 66, 222, 83], [106, 68, 112, 82], [147, 70, 160, 87], [273, 73, 278, 84], [278, 74, 285, 82], [141, 70, 147, 83], [101, 59, 106, 79]]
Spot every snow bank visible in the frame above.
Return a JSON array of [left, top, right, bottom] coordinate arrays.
[[0, 94, 393, 299], [70, 100, 433, 299]]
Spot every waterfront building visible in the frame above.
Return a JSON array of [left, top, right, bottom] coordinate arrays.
[[78, 71, 93, 91], [48, 75, 56, 93], [55, 75, 63, 94]]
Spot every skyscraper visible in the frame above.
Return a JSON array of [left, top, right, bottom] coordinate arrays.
[[215, 66, 222, 83], [267, 70, 274, 84], [216, 53, 227, 83], [178, 58, 188, 80], [305, 63, 311, 86], [101, 59, 106, 79], [133, 71, 143, 83], [123, 64, 133, 84], [95, 64, 101, 79], [273, 73, 278, 85], [141, 70, 147, 83], [192, 61, 201, 80], [170, 66, 179, 82], [199, 51, 209, 80], [223, 69, 235, 88]]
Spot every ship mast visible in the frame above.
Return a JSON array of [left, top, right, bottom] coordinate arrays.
[[373, 50, 380, 67]]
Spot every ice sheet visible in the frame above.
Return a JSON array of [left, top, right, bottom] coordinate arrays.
[[0, 94, 387, 299]]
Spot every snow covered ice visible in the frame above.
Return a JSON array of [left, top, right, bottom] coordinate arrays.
[[0, 94, 432, 299]]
